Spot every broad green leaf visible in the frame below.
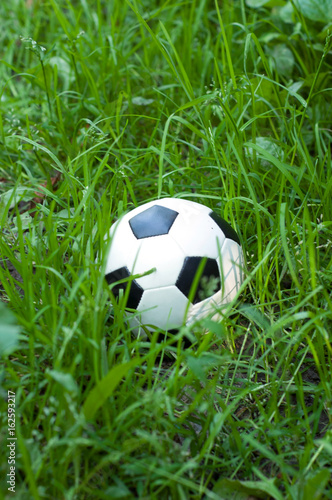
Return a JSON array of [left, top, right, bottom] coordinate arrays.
[[279, 2, 295, 23], [246, 0, 272, 6], [185, 354, 207, 381], [49, 56, 73, 90], [131, 96, 154, 106], [186, 351, 227, 381], [47, 369, 78, 395], [213, 477, 282, 500], [83, 359, 138, 420], [246, 0, 285, 7], [12, 212, 33, 231], [0, 325, 20, 357], [201, 319, 225, 338], [271, 44, 294, 77], [294, 0, 332, 22], [56, 208, 75, 219], [0, 187, 35, 211], [103, 485, 132, 499], [246, 136, 285, 168], [239, 304, 271, 331], [300, 469, 330, 500], [0, 301, 20, 356], [244, 142, 305, 201]]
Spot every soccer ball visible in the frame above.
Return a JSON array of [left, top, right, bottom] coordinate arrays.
[[105, 198, 243, 332]]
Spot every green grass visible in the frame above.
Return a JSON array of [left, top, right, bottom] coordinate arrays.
[[0, 0, 332, 498]]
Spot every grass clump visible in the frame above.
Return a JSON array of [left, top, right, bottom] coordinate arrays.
[[0, 0, 332, 498]]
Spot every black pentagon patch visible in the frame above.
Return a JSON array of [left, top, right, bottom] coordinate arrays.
[[129, 205, 179, 239], [176, 257, 220, 305], [209, 211, 240, 245], [105, 266, 143, 309]]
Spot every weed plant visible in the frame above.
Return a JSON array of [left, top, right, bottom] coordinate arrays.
[[0, 0, 332, 498]]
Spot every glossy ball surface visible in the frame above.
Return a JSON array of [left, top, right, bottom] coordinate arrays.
[[105, 198, 244, 331]]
